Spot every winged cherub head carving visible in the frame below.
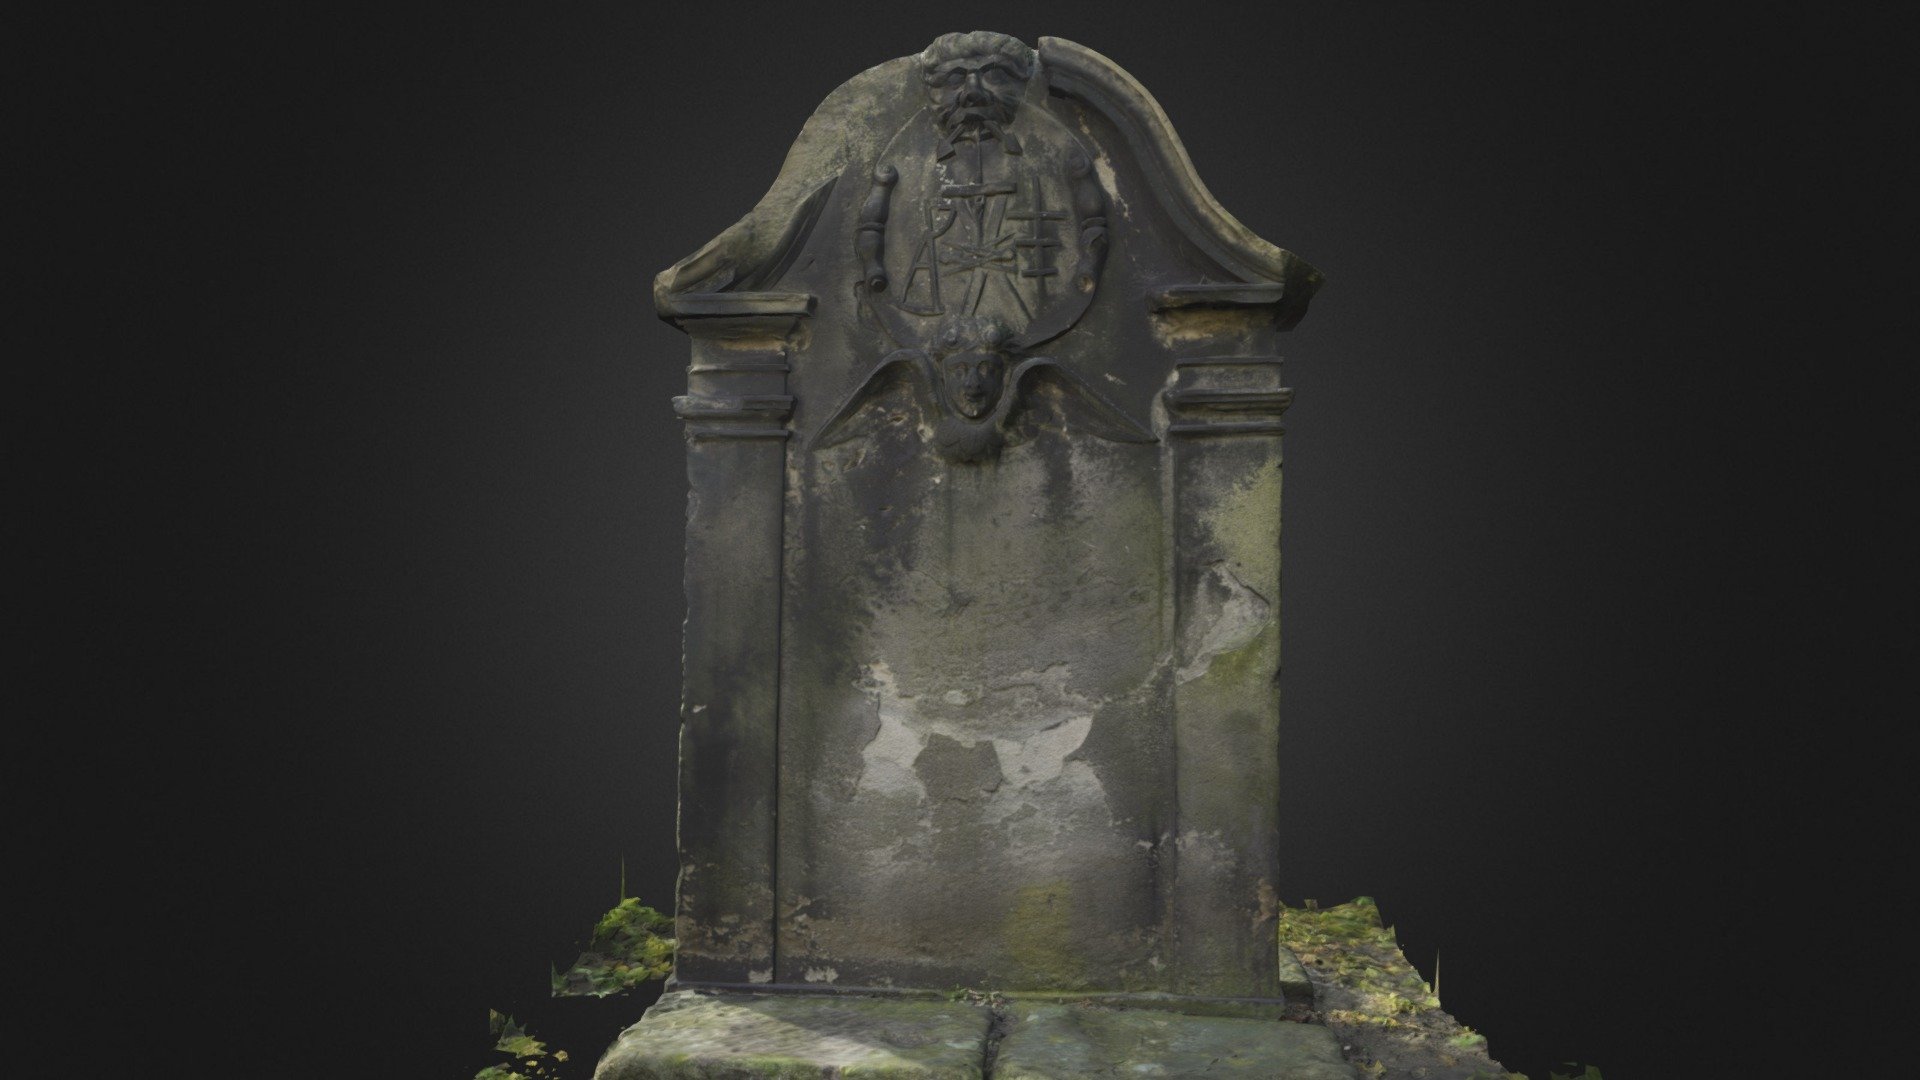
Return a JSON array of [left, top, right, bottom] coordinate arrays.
[[811, 316, 1153, 465], [936, 315, 1013, 420]]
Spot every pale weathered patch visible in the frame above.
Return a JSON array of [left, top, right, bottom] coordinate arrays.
[[1176, 561, 1271, 684]]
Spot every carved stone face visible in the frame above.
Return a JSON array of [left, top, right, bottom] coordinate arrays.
[[935, 317, 1013, 418], [923, 51, 1028, 135], [943, 351, 1007, 419]]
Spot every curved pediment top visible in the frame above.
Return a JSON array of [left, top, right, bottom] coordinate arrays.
[[656, 34, 1321, 331], [653, 52, 925, 318], [1037, 37, 1321, 327]]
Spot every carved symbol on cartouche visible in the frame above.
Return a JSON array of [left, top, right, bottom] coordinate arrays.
[[832, 33, 1129, 463], [855, 32, 1109, 352], [810, 315, 1153, 464]]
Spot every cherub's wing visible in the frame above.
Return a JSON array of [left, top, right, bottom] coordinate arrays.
[[808, 349, 939, 450], [997, 357, 1156, 444]]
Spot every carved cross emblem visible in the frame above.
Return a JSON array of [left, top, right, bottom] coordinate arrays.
[[902, 176, 1066, 319]]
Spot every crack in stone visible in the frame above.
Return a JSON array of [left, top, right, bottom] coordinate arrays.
[[978, 997, 1015, 1078]]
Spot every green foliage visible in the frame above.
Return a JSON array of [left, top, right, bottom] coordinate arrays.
[[484, 878, 674, 1080], [489, 1009, 544, 1056], [475, 1011, 568, 1080], [1281, 898, 1594, 1080], [1446, 1030, 1488, 1051], [553, 897, 677, 998], [504, 882, 1606, 1078], [1278, 896, 1438, 1013], [591, 898, 676, 962]]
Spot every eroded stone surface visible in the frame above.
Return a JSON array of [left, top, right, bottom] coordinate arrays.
[[993, 1005, 1357, 1079], [658, 28, 1319, 1005], [593, 991, 991, 1080]]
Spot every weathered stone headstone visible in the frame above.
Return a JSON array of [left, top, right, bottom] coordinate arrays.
[[600, 32, 1344, 1078]]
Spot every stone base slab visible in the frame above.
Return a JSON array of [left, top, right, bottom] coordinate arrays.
[[594, 990, 1356, 1079], [593, 990, 992, 1079], [994, 1003, 1356, 1078]]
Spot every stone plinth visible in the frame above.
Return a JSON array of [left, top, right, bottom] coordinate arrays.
[[594, 991, 992, 1080], [995, 1004, 1355, 1079], [594, 991, 1358, 1080]]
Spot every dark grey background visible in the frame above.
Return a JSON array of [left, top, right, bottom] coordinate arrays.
[[21, 3, 1904, 1077]]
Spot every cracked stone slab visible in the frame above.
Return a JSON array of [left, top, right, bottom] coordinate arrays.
[[593, 990, 992, 1079], [992, 1004, 1357, 1079]]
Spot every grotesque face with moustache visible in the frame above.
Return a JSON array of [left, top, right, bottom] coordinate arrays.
[[919, 31, 1036, 141]]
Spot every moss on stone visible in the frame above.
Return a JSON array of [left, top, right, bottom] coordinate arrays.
[[507, 892, 1592, 1078], [595, 991, 992, 1079], [1277, 898, 1524, 1080], [1003, 882, 1090, 990], [553, 898, 676, 998]]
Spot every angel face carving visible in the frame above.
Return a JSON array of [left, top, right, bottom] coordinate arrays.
[[945, 354, 1005, 419], [920, 32, 1034, 138], [821, 34, 1138, 465], [811, 336, 1153, 465], [936, 317, 1013, 419]]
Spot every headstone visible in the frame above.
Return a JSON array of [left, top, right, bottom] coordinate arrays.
[[602, 32, 1341, 1078]]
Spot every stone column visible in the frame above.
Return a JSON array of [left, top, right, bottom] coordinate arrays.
[[663, 291, 812, 987], [1155, 283, 1295, 1002]]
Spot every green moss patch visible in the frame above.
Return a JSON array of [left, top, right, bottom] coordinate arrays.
[[487, 890, 1596, 1078], [552, 898, 676, 998], [1278, 897, 1520, 1080]]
